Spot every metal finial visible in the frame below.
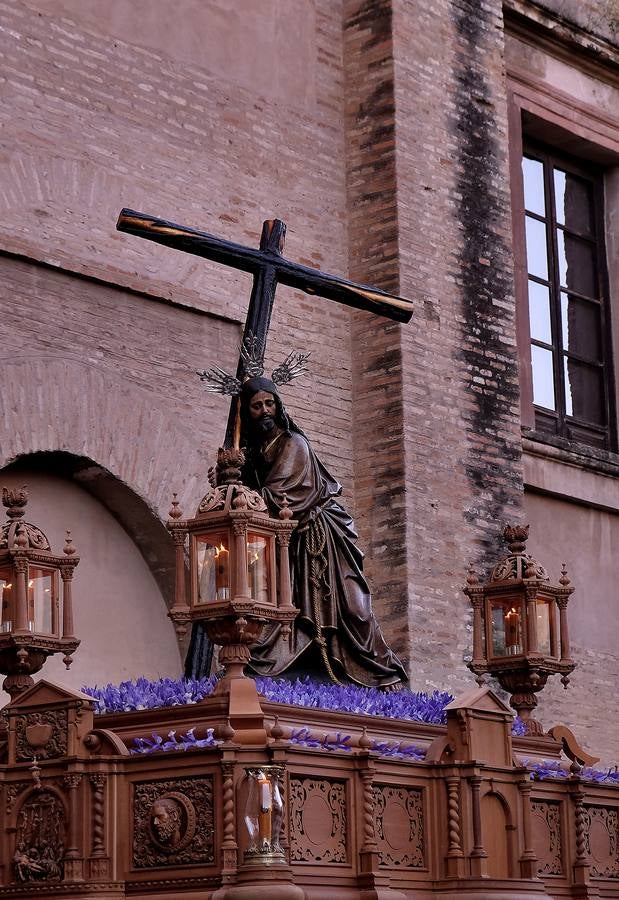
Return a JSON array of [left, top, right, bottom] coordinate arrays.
[[63, 530, 77, 556], [168, 493, 183, 520]]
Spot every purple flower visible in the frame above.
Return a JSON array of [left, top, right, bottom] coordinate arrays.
[[255, 676, 453, 725], [130, 728, 218, 755], [82, 676, 216, 713], [525, 759, 619, 785]]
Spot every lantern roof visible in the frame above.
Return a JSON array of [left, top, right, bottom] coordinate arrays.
[[489, 523, 550, 584], [0, 486, 51, 552]]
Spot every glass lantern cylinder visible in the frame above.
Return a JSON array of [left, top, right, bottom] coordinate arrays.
[[489, 597, 524, 657], [244, 767, 284, 860], [27, 565, 58, 635], [0, 567, 14, 633], [195, 531, 231, 603]]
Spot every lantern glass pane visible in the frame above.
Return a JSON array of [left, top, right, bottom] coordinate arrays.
[[247, 533, 270, 604], [244, 769, 283, 853], [28, 567, 55, 635], [491, 599, 524, 657], [196, 533, 230, 603], [536, 598, 552, 656], [0, 567, 13, 633]]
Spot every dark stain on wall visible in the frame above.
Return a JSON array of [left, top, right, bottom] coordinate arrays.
[[450, 0, 523, 560]]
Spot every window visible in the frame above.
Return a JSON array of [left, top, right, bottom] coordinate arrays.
[[521, 144, 613, 449]]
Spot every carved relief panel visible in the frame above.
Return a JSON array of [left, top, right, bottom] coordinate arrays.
[[132, 776, 214, 869], [15, 709, 68, 761], [585, 806, 619, 879], [531, 799, 563, 876], [373, 784, 425, 868], [289, 777, 347, 864], [13, 790, 66, 883]]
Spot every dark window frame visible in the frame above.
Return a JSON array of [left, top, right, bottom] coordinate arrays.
[[522, 140, 615, 451]]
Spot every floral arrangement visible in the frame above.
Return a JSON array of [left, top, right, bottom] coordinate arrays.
[[129, 725, 426, 760], [82, 673, 452, 724], [82, 675, 216, 714], [526, 759, 619, 785], [84, 675, 618, 779], [132, 728, 218, 754]]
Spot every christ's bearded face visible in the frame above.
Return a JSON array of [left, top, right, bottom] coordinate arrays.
[[248, 391, 278, 435], [151, 800, 180, 843]]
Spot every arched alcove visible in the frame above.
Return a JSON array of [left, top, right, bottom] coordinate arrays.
[[0, 454, 183, 701], [480, 791, 515, 879]]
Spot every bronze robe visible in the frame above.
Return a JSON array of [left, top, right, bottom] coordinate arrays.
[[247, 431, 407, 688]]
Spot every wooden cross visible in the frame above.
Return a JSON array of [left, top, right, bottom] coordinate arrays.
[[116, 209, 413, 444]]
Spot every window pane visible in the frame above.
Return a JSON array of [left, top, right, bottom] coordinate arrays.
[[564, 357, 604, 424], [28, 567, 54, 635], [0, 568, 13, 633], [522, 157, 546, 216], [525, 216, 548, 280], [531, 345, 555, 410], [554, 168, 594, 236], [560, 293, 602, 362], [196, 533, 230, 603], [536, 600, 552, 656], [247, 533, 270, 604], [557, 231, 597, 298], [528, 280, 552, 344]]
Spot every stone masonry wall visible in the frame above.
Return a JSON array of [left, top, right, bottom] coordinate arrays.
[[0, 0, 355, 512], [342, 0, 525, 687], [342, 0, 409, 663]]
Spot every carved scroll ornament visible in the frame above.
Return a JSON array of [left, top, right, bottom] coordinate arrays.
[[373, 784, 425, 868], [289, 777, 347, 864]]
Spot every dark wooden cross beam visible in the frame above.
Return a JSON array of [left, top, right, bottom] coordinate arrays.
[[116, 209, 413, 444]]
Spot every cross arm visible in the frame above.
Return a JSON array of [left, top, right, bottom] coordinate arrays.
[[117, 209, 413, 324]]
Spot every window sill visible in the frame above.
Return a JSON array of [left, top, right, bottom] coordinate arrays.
[[522, 428, 619, 479]]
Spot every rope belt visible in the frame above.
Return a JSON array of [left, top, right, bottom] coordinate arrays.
[[306, 514, 341, 684]]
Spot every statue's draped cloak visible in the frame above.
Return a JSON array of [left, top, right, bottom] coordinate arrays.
[[245, 431, 407, 688]]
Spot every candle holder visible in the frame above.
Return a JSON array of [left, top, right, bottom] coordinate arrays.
[[167, 448, 298, 741], [465, 524, 575, 735], [244, 766, 285, 863], [0, 487, 80, 699]]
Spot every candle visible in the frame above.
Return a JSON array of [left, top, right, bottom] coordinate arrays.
[[257, 772, 272, 849], [233, 396, 241, 450], [505, 607, 521, 653], [215, 543, 229, 600]]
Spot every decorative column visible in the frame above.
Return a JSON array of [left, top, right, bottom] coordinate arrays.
[[61, 532, 77, 638], [276, 530, 294, 638], [446, 775, 465, 878], [557, 591, 573, 669], [525, 585, 538, 654], [468, 774, 487, 877], [12, 555, 28, 634], [168, 496, 191, 649], [88, 774, 108, 880], [570, 781, 590, 887], [359, 759, 378, 870], [220, 760, 238, 881], [63, 773, 83, 881], [233, 522, 250, 600], [518, 777, 538, 879]]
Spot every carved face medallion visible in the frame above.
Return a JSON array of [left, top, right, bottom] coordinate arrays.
[[148, 793, 195, 853]]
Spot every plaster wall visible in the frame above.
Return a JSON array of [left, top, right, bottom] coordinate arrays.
[[524, 488, 619, 763], [0, 469, 182, 707], [506, 18, 619, 759]]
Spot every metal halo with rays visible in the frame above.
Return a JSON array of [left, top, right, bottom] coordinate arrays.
[[197, 332, 310, 395]]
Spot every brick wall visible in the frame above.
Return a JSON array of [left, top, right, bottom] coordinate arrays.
[[0, 0, 355, 490]]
